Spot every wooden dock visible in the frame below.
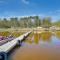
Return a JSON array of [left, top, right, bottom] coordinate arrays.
[[0, 31, 32, 60]]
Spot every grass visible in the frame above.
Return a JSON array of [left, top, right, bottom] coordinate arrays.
[[0, 31, 25, 38]]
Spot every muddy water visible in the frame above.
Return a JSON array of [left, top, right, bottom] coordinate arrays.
[[10, 31, 60, 60]]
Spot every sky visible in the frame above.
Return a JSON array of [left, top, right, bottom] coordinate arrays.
[[0, 0, 60, 21]]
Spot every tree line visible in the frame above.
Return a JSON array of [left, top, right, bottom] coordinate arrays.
[[0, 16, 60, 28]]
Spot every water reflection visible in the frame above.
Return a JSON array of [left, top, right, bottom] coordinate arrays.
[[41, 32, 52, 42], [33, 33, 41, 44], [55, 31, 60, 39], [51, 36, 60, 46], [10, 31, 60, 60], [25, 31, 60, 45]]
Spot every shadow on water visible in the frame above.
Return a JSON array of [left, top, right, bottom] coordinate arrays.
[[7, 37, 28, 60], [7, 43, 22, 60]]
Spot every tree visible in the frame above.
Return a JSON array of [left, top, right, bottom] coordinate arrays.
[[33, 16, 41, 27], [42, 17, 52, 28], [10, 17, 19, 27], [53, 20, 60, 27]]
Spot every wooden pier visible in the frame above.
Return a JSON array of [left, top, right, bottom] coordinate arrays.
[[0, 31, 31, 60]]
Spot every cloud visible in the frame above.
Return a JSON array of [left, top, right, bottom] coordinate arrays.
[[37, 14, 60, 22], [49, 10, 60, 14], [55, 10, 60, 12], [21, 0, 29, 4]]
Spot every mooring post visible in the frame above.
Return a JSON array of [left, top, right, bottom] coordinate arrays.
[[17, 40, 22, 46], [0, 52, 7, 60]]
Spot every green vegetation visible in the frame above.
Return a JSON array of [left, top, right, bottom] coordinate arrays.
[[53, 20, 60, 27], [42, 17, 52, 28], [0, 16, 60, 28], [0, 31, 10, 37], [0, 31, 23, 37]]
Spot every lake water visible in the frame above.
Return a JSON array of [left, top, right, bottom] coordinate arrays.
[[9, 31, 60, 60]]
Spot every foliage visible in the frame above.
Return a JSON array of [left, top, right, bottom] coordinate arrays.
[[0, 16, 60, 28]]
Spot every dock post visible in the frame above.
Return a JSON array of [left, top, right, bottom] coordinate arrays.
[[0, 52, 7, 60], [17, 40, 22, 46]]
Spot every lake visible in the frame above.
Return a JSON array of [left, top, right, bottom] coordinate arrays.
[[9, 31, 60, 60]]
